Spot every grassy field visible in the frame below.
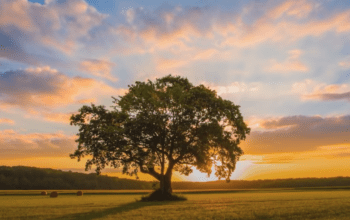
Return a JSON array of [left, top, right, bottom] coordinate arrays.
[[1, 188, 350, 220]]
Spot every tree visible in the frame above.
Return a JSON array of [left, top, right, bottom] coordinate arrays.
[[70, 75, 250, 199]]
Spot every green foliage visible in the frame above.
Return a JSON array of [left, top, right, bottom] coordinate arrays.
[[70, 75, 250, 184]]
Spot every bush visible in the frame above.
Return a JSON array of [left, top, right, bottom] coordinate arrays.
[[77, 191, 83, 196], [41, 191, 47, 195]]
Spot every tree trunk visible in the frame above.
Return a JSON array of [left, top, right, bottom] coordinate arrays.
[[160, 174, 172, 195]]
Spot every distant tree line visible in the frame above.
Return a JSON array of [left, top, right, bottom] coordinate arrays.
[[0, 166, 349, 190], [0, 166, 154, 190], [172, 177, 350, 190]]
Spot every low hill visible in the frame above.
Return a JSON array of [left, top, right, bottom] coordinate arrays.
[[0, 166, 349, 190]]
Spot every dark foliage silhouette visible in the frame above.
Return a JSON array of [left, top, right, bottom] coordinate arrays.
[[70, 75, 250, 200]]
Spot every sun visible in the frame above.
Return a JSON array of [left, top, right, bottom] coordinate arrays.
[[183, 160, 255, 182]]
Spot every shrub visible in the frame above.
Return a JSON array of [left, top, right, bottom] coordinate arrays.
[[77, 191, 83, 196], [41, 191, 47, 195]]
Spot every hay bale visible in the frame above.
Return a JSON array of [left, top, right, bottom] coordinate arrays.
[[77, 191, 83, 196], [41, 191, 47, 195], [50, 191, 58, 198]]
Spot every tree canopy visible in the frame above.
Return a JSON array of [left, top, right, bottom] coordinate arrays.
[[70, 75, 250, 196]]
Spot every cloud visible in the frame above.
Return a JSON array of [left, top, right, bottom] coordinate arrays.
[[79, 59, 118, 82], [240, 115, 350, 154], [0, 66, 126, 113], [268, 0, 314, 19], [156, 57, 189, 72], [223, 2, 350, 47], [291, 79, 316, 94], [293, 80, 350, 102], [201, 81, 261, 95], [103, 0, 350, 60], [0, 0, 108, 62], [42, 112, 76, 124], [304, 91, 350, 102], [0, 118, 15, 125], [266, 49, 309, 73], [0, 129, 77, 159], [339, 56, 350, 69], [244, 143, 350, 164]]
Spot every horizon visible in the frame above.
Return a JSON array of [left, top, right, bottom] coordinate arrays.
[[1, 0, 350, 182], [2, 165, 350, 183]]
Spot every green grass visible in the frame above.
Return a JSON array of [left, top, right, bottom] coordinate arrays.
[[1, 189, 350, 219]]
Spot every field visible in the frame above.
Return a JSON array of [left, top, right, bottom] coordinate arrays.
[[1, 188, 350, 220]]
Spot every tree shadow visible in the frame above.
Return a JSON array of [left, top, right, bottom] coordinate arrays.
[[53, 200, 180, 220]]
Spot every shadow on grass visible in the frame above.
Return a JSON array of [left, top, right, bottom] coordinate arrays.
[[53, 200, 183, 220]]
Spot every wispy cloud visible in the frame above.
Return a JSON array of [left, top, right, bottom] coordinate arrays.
[[292, 79, 350, 102], [202, 81, 261, 95], [0, 129, 77, 159], [266, 49, 309, 73], [241, 115, 350, 154], [339, 56, 350, 69], [0, 118, 15, 125], [79, 59, 118, 82]]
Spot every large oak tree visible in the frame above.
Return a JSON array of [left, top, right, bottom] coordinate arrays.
[[70, 75, 250, 198]]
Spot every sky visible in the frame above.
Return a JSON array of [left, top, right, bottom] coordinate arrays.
[[0, 0, 350, 182]]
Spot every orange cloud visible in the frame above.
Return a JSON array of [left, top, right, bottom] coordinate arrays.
[[156, 58, 189, 72], [0, 66, 126, 113], [0, 0, 40, 32], [243, 143, 350, 165], [223, 3, 350, 47], [42, 112, 77, 124], [76, 98, 97, 104], [0, 118, 15, 125], [0, 129, 77, 159], [295, 81, 350, 102], [240, 115, 350, 155], [268, 0, 313, 19], [265, 49, 308, 73], [79, 59, 118, 82]]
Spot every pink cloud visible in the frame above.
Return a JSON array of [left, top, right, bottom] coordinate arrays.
[[0, 118, 15, 125], [0, 0, 107, 55], [265, 49, 309, 73], [293, 80, 350, 102], [223, 2, 350, 47], [79, 59, 118, 82], [42, 112, 77, 124], [240, 115, 350, 155], [268, 0, 314, 19], [0, 66, 126, 113]]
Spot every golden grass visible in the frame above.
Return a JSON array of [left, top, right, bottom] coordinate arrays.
[[0, 188, 350, 219]]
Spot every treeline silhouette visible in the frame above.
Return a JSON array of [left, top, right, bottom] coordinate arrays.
[[0, 166, 154, 190], [173, 177, 350, 189], [1, 166, 349, 190]]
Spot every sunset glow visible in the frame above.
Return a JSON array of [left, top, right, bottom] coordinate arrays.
[[1, 0, 350, 182]]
